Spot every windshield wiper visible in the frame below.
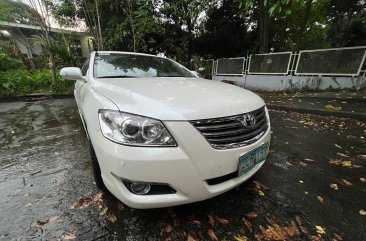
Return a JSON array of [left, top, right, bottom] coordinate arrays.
[[98, 75, 138, 78]]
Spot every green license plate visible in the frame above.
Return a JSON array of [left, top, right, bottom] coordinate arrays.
[[238, 142, 269, 176]]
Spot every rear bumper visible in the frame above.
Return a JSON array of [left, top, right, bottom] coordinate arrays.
[[89, 120, 271, 209]]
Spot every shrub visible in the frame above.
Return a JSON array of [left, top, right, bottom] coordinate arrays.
[[0, 68, 73, 96]]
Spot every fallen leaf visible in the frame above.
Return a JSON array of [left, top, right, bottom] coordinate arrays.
[[299, 225, 308, 234], [341, 179, 352, 186], [107, 213, 117, 223], [49, 214, 60, 222], [208, 215, 215, 226], [36, 219, 48, 226], [324, 104, 342, 111], [69, 192, 104, 209], [360, 178, 366, 182], [359, 209, 366, 216], [358, 155, 366, 160], [234, 234, 248, 241], [253, 180, 270, 190], [258, 190, 265, 196], [187, 234, 197, 241], [341, 161, 352, 167], [295, 216, 303, 225], [62, 232, 76, 240], [317, 196, 324, 203], [333, 233, 343, 240], [334, 144, 342, 149], [162, 225, 173, 234], [242, 218, 253, 233], [330, 183, 338, 190], [311, 235, 324, 241], [246, 212, 257, 218], [328, 158, 360, 168], [337, 153, 349, 158], [315, 225, 326, 234], [189, 220, 202, 227], [214, 215, 229, 224], [299, 162, 307, 167], [207, 229, 218, 241]]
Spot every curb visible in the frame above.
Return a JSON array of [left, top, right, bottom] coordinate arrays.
[[267, 104, 366, 120], [0, 93, 74, 102], [287, 96, 366, 104]]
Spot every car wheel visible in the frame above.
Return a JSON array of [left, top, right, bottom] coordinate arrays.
[[89, 141, 106, 190]]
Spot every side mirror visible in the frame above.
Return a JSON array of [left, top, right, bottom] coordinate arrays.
[[60, 67, 85, 81], [190, 70, 199, 77]]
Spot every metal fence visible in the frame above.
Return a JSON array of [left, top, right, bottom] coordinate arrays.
[[216, 57, 245, 75], [205, 46, 366, 77], [248, 52, 292, 75], [295, 46, 366, 76]]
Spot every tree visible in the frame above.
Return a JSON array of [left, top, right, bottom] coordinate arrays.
[[195, 0, 253, 58], [239, 0, 302, 53], [326, 0, 366, 47], [157, 0, 212, 66], [0, 0, 39, 24]]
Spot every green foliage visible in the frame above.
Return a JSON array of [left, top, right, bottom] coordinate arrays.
[[0, 68, 73, 96], [0, 46, 23, 71], [0, 44, 73, 96], [0, 0, 39, 24]]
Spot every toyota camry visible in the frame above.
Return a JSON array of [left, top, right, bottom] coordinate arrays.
[[60, 51, 271, 209]]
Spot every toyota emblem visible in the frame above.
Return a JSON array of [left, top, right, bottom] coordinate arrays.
[[239, 114, 256, 128]]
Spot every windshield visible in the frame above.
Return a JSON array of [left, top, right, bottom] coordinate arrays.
[[94, 53, 195, 78]]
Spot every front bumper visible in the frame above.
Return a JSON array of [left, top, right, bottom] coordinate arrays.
[[89, 120, 271, 209]]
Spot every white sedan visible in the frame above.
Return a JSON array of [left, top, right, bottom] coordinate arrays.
[[60, 51, 271, 209]]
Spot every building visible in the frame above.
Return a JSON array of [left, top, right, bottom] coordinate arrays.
[[0, 21, 93, 58]]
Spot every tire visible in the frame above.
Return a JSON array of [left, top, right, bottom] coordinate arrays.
[[89, 141, 106, 190]]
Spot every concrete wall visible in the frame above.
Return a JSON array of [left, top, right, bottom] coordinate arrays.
[[213, 74, 366, 91]]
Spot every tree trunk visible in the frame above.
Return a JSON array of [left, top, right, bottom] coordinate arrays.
[[127, 0, 136, 52], [258, 0, 269, 53]]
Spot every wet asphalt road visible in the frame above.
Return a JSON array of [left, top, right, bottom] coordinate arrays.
[[0, 98, 365, 241]]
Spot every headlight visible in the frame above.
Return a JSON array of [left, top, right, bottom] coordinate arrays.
[[98, 110, 177, 147]]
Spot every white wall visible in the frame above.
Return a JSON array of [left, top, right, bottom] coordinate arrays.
[[213, 74, 366, 91]]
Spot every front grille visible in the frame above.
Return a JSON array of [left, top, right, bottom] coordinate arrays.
[[190, 106, 268, 149]]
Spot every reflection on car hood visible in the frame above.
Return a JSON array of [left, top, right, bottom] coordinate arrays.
[[93, 77, 265, 121]]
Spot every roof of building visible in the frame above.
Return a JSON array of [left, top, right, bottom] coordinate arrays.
[[0, 21, 91, 37]]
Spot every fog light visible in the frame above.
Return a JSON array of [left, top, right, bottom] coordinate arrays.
[[130, 182, 151, 195]]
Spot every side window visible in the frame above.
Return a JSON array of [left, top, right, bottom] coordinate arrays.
[[81, 56, 90, 76]]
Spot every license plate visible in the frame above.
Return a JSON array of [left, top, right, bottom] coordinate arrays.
[[238, 143, 269, 176]]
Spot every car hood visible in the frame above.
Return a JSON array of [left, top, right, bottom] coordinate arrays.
[[93, 77, 265, 121]]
